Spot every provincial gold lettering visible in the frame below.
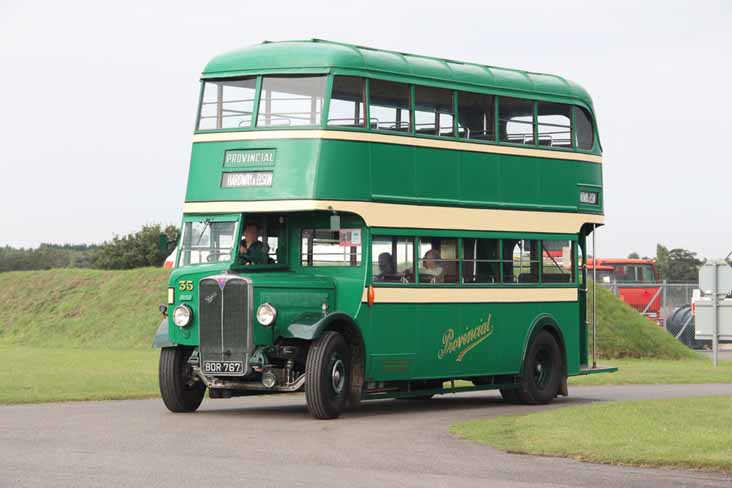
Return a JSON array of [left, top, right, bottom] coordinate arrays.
[[437, 315, 494, 362]]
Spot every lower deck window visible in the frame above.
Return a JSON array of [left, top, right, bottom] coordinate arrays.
[[372, 236, 414, 283], [371, 235, 576, 285], [505, 239, 540, 283], [463, 238, 500, 283], [418, 237, 458, 283], [542, 240, 574, 283], [301, 229, 362, 267]]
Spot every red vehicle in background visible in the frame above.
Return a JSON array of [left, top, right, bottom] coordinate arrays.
[[587, 258, 662, 322]]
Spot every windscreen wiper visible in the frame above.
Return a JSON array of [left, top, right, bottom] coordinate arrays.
[[194, 219, 212, 247]]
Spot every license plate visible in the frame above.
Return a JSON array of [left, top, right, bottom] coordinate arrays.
[[202, 361, 245, 375]]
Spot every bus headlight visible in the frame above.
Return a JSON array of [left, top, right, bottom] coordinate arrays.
[[172, 305, 193, 327], [257, 303, 277, 326]]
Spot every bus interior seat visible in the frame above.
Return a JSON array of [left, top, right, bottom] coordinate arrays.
[[518, 273, 539, 283], [542, 273, 571, 283], [377, 274, 407, 283]]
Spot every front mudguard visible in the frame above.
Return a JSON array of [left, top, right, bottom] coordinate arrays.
[[152, 319, 174, 348], [280, 312, 357, 341]]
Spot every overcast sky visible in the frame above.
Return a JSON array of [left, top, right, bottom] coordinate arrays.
[[1, 1, 730, 259]]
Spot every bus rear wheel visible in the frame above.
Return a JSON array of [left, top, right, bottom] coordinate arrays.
[[514, 331, 562, 405], [305, 331, 351, 420], [159, 346, 205, 413]]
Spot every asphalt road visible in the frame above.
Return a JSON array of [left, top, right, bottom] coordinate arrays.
[[1, 384, 731, 488]]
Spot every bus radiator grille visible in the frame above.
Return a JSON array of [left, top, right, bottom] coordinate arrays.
[[198, 276, 251, 376]]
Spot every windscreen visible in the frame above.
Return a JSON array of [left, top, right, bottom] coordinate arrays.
[[614, 264, 656, 284], [178, 220, 237, 266]]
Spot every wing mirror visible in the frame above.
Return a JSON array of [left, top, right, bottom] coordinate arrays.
[[159, 233, 178, 254]]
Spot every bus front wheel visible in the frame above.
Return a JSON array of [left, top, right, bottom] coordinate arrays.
[[305, 331, 351, 420], [159, 346, 206, 413], [514, 331, 562, 405]]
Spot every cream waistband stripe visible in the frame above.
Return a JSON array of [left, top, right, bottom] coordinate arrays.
[[360, 287, 578, 303], [182, 199, 604, 234], [192, 130, 602, 164]]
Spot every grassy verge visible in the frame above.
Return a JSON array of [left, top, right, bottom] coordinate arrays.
[[0, 268, 168, 350], [588, 285, 696, 360], [0, 346, 159, 404], [570, 356, 732, 385], [450, 396, 732, 472]]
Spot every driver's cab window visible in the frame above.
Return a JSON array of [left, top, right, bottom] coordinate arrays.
[[238, 215, 287, 265], [178, 220, 237, 266]]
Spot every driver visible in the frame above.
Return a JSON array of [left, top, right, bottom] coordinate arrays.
[[239, 222, 268, 264]]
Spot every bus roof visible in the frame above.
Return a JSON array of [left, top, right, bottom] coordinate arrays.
[[202, 39, 595, 109]]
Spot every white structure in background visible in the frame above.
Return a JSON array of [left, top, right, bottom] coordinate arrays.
[[693, 260, 732, 366], [164, 246, 178, 269]]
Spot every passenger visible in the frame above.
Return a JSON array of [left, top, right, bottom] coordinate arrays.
[[239, 222, 269, 264], [375, 252, 395, 282], [420, 249, 444, 283]]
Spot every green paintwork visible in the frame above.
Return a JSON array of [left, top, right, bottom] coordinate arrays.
[[358, 301, 580, 380], [282, 312, 358, 341], [166, 212, 364, 349], [186, 138, 604, 216], [202, 39, 595, 112]]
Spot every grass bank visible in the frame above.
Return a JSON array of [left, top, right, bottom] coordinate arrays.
[[450, 396, 732, 472], [0, 346, 159, 404], [589, 284, 696, 360], [0, 268, 168, 349]]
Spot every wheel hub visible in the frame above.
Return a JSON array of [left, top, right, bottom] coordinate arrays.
[[331, 358, 345, 394]]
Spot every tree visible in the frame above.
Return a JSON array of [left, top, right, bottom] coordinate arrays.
[[92, 224, 179, 270], [628, 252, 640, 259], [656, 244, 704, 282]]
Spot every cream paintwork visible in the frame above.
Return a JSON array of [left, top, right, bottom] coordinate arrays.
[[360, 287, 578, 304], [182, 199, 604, 234], [191, 130, 603, 164]]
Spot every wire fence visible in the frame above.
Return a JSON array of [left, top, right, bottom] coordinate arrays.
[[597, 281, 698, 325]]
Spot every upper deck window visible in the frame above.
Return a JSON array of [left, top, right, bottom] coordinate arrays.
[[537, 102, 571, 148], [198, 78, 256, 130], [328, 76, 366, 128], [257, 76, 326, 127], [369, 80, 411, 132], [574, 106, 594, 150], [457, 92, 496, 141], [414, 86, 454, 137], [499, 97, 535, 145]]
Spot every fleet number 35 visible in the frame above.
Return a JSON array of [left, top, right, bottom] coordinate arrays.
[[178, 280, 193, 291]]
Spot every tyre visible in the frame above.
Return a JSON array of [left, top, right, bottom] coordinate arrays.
[[305, 331, 351, 420], [514, 330, 563, 405], [159, 346, 205, 413]]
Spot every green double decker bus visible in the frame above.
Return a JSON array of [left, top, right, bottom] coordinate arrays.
[[155, 39, 612, 419]]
